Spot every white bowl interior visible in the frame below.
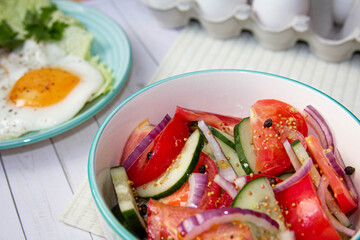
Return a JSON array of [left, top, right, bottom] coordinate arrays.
[[90, 70, 360, 239]]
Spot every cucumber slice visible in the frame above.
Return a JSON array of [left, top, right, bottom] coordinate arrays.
[[209, 126, 235, 150], [110, 166, 146, 238], [234, 117, 256, 175], [136, 129, 204, 199], [232, 176, 286, 231], [202, 135, 246, 176]]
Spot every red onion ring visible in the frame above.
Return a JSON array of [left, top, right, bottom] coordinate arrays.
[[304, 105, 334, 150], [122, 114, 171, 170], [198, 119, 237, 182], [278, 230, 296, 240], [317, 175, 356, 237], [186, 173, 207, 208], [177, 207, 279, 239], [324, 149, 345, 176], [273, 158, 313, 193], [234, 175, 247, 190], [334, 148, 358, 200], [214, 174, 238, 199]]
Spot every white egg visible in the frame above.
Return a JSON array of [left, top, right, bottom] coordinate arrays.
[[332, 0, 354, 25], [0, 40, 103, 140], [252, 0, 310, 30]]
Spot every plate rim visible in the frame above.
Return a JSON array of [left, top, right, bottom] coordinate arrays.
[[0, 1, 132, 150]]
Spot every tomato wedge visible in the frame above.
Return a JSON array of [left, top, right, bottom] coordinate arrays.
[[174, 106, 242, 135], [160, 152, 221, 209], [147, 199, 253, 240], [120, 119, 154, 164], [306, 135, 358, 213], [127, 115, 189, 186], [277, 174, 340, 240], [250, 99, 308, 176]]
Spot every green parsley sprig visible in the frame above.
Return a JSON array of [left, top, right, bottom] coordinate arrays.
[[0, 5, 68, 50]]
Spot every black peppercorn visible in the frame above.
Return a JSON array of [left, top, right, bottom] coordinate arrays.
[[198, 165, 206, 173], [268, 177, 277, 185], [344, 166, 355, 175], [139, 204, 148, 216], [147, 152, 153, 160], [264, 118, 273, 128]]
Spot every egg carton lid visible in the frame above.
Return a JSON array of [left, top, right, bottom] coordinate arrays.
[[142, 0, 360, 62]]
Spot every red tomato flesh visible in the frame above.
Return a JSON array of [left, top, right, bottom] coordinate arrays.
[[174, 106, 242, 135], [147, 199, 253, 240], [277, 174, 340, 240], [250, 99, 308, 176], [306, 135, 358, 213], [127, 116, 189, 186], [120, 119, 154, 164]]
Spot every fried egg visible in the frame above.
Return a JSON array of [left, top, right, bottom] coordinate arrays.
[[0, 40, 103, 140]]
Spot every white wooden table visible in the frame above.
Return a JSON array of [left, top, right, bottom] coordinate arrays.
[[0, 0, 181, 239]]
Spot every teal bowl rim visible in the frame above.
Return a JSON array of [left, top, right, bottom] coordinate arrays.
[[88, 69, 360, 239], [0, 1, 132, 149]]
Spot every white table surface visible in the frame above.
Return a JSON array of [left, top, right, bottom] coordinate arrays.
[[0, 0, 181, 239]]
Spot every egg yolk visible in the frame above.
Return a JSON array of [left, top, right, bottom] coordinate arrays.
[[10, 68, 80, 107]]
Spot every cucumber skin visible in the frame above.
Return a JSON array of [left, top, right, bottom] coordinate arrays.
[[232, 176, 286, 231], [209, 126, 236, 150], [137, 130, 204, 200], [110, 166, 146, 238], [234, 118, 254, 175]]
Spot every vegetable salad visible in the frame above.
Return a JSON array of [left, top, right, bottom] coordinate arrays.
[[110, 99, 358, 240]]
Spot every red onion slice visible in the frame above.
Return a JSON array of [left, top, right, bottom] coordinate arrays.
[[334, 148, 358, 200], [304, 105, 334, 150], [123, 114, 171, 170], [324, 149, 345, 176], [214, 174, 238, 199], [278, 230, 296, 240], [273, 158, 313, 193], [317, 175, 356, 237], [186, 173, 207, 208], [234, 175, 247, 190], [283, 140, 301, 171], [198, 119, 237, 182], [177, 207, 279, 239]]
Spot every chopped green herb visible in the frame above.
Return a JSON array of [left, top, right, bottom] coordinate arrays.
[[0, 4, 68, 49], [0, 20, 24, 50], [24, 5, 68, 42]]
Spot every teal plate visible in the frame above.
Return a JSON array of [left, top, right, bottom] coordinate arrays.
[[0, 1, 132, 149]]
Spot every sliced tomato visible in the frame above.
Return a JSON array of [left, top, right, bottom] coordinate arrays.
[[217, 191, 233, 208], [147, 199, 202, 240], [250, 99, 308, 176], [160, 153, 221, 209], [276, 174, 340, 240], [147, 199, 253, 240], [306, 135, 358, 213], [197, 153, 221, 209], [174, 106, 242, 135], [127, 115, 189, 186], [120, 119, 154, 164]]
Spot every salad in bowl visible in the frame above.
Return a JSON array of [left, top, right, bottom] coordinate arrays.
[[88, 70, 360, 240]]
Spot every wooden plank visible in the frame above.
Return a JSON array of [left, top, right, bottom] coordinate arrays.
[[0, 157, 25, 239], [1, 142, 93, 239]]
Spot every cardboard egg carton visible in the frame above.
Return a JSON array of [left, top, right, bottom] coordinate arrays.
[[142, 0, 360, 62]]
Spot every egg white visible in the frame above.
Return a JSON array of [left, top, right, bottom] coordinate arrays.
[[0, 40, 104, 140]]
